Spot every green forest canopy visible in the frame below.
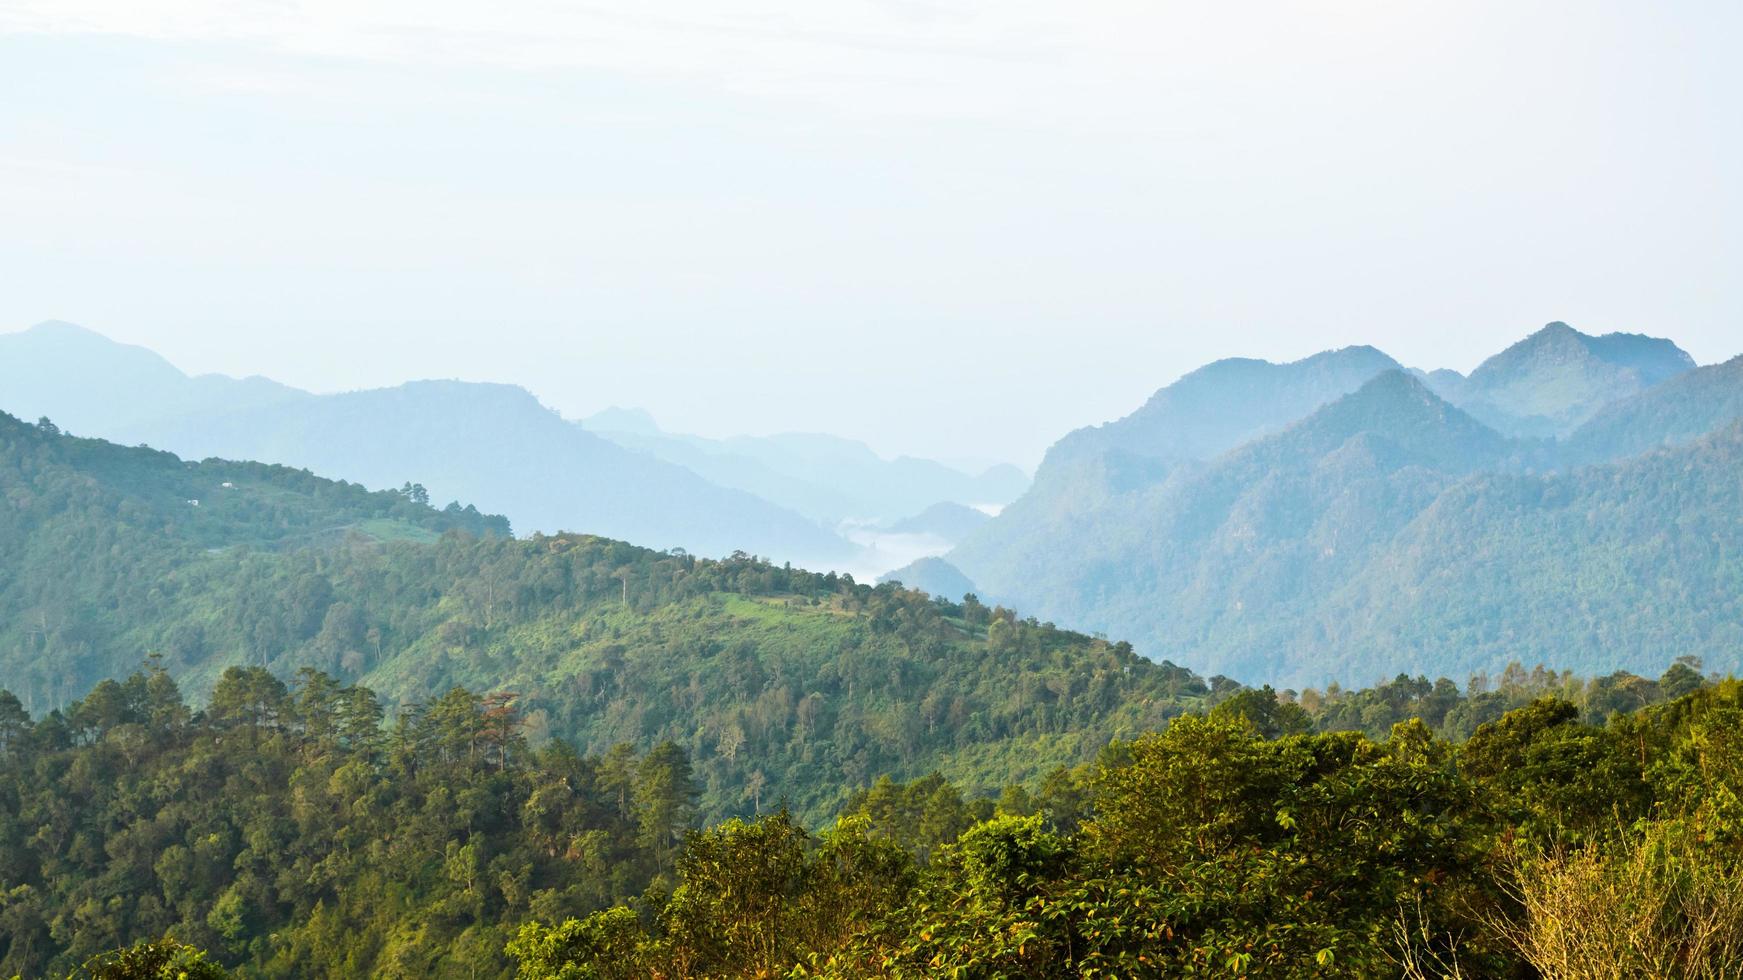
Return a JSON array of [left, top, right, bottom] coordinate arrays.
[[0, 660, 1734, 977]]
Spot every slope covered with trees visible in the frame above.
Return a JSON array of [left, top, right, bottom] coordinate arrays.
[[0, 410, 505, 705], [1564, 354, 1743, 463], [0, 409, 1208, 823]]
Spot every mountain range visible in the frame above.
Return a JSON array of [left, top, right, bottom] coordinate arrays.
[[9, 317, 1741, 689], [900, 323, 1743, 686], [0, 321, 1026, 572]]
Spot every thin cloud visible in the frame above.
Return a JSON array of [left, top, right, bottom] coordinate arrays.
[[0, 1, 1082, 117]]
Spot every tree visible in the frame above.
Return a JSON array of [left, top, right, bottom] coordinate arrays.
[[1661, 660, 1706, 700], [506, 909, 646, 980], [0, 690, 30, 757], [744, 769, 766, 814], [802, 815, 915, 953], [1209, 685, 1312, 738], [1505, 821, 1743, 979], [662, 812, 810, 975], [1461, 697, 1648, 842], [635, 742, 698, 871], [880, 815, 1077, 977], [70, 938, 229, 980], [206, 666, 291, 736], [1088, 716, 1282, 869]]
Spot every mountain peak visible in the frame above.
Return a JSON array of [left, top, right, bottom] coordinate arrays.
[[0, 320, 197, 435], [883, 501, 991, 539], [1274, 369, 1511, 472], [1035, 343, 1404, 482], [14, 319, 149, 353], [25, 318, 102, 336], [1486, 321, 1592, 364], [9, 320, 181, 365], [1313, 343, 1394, 364], [584, 405, 662, 435], [1474, 322, 1692, 381], [1179, 344, 1400, 389], [1329, 368, 1449, 419], [1458, 322, 1694, 436], [877, 555, 978, 601]]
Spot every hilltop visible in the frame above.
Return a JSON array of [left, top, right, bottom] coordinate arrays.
[[0, 411, 1207, 822], [1442, 321, 1695, 436]]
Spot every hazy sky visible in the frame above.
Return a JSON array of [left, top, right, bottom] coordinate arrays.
[[2, 2, 1738, 466]]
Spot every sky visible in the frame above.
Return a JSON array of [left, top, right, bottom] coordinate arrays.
[[1, 1, 1738, 467]]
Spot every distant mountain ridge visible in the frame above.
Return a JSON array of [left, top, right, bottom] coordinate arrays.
[[0, 320, 308, 437], [0, 321, 857, 567], [10, 317, 1739, 689], [952, 372, 1521, 657], [938, 345, 1415, 618], [1036, 344, 1403, 480], [882, 501, 991, 540], [937, 322, 1741, 685], [0, 320, 1031, 573], [134, 379, 855, 564], [582, 409, 1027, 525]]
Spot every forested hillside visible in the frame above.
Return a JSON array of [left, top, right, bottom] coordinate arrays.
[[0, 412, 507, 548], [0, 410, 503, 704], [1564, 354, 1743, 463], [0, 409, 1206, 823]]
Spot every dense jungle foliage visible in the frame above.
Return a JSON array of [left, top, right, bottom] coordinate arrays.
[[0, 659, 1728, 978]]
